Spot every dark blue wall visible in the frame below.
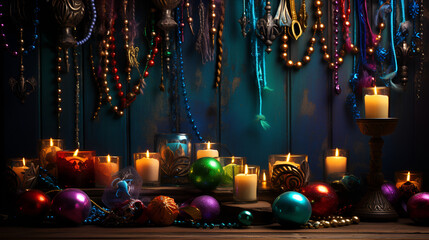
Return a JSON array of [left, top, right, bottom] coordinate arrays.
[[2, 0, 429, 187]]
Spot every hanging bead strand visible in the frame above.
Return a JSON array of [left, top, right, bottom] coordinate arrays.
[[214, 0, 225, 88], [56, 46, 63, 138], [73, 47, 81, 148], [185, 0, 194, 35], [332, 0, 341, 94], [210, 0, 217, 46], [76, 0, 97, 46], [89, 45, 102, 119]]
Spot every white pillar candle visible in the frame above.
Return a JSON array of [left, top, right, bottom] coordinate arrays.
[[364, 86, 389, 118], [234, 165, 257, 202], [95, 155, 120, 186], [325, 148, 347, 176], [196, 141, 219, 159], [135, 150, 159, 182], [12, 158, 29, 184]]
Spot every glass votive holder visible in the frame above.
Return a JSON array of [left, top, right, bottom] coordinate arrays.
[[259, 169, 270, 190], [9, 158, 37, 187], [269, 154, 309, 192], [95, 155, 120, 187], [216, 156, 246, 188], [56, 150, 95, 188], [395, 171, 423, 191], [134, 151, 161, 186], [155, 133, 191, 185], [195, 142, 220, 159], [233, 164, 258, 202], [324, 148, 348, 181], [363, 86, 389, 119], [38, 138, 64, 178]]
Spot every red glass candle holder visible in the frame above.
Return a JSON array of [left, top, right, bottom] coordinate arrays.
[[56, 150, 95, 188]]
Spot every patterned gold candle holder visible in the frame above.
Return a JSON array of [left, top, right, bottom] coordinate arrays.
[[269, 154, 309, 192], [38, 138, 64, 177]]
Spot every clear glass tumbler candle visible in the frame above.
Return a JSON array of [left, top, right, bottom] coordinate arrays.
[[195, 142, 221, 160], [155, 133, 191, 184], [9, 158, 36, 187], [217, 156, 246, 188], [363, 86, 390, 118], [233, 164, 258, 202], [38, 138, 64, 177], [324, 148, 348, 181], [95, 155, 120, 187], [134, 151, 161, 186], [56, 150, 95, 188], [268, 154, 309, 192]]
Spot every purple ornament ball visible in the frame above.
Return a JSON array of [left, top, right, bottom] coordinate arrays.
[[191, 195, 220, 222], [381, 183, 400, 205], [407, 192, 429, 224], [52, 188, 92, 224]]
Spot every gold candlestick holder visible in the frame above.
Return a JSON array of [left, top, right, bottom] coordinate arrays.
[[353, 118, 398, 221]]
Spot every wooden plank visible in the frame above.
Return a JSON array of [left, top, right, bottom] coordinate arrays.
[[220, 0, 288, 170]]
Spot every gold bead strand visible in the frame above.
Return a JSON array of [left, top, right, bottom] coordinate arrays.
[[56, 46, 63, 137], [210, 0, 216, 46], [123, 0, 132, 83], [185, 0, 194, 35], [214, 0, 225, 87], [90, 44, 102, 119]]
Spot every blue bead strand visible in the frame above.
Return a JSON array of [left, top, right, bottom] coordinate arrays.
[[176, 7, 204, 142], [76, 0, 97, 46]]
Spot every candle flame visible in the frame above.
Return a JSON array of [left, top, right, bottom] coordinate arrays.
[[335, 148, 339, 157], [207, 141, 211, 150], [107, 154, 111, 163], [22, 158, 26, 166], [407, 171, 410, 182], [50, 138, 54, 147], [263, 171, 266, 182], [374, 86, 378, 95], [286, 153, 291, 162], [232, 156, 235, 164], [73, 149, 79, 157], [244, 164, 248, 175], [146, 150, 150, 158]]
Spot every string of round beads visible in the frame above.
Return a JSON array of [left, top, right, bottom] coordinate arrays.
[[210, 0, 216, 46], [56, 46, 63, 136], [76, 0, 97, 46], [0, 0, 39, 56]]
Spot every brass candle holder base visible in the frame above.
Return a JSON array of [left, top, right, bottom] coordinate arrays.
[[353, 118, 399, 222]]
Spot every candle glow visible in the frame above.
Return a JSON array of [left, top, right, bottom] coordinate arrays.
[[107, 154, 111, 163], [407, 171, 410, 182], [374, 86, 378, 95], [232, 156, 235, 164], [22, 158, 26, 166], [50, 138, 54, 147], [262, 171, 266, 182], [244, 164, 248, 174], [335, 148, 339, 157], [286, 153, 291, 162], [73, 149, 79, 157], [207, 141, 211, 149]]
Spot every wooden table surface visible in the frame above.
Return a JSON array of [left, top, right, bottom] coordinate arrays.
[[1, 219, 428, 240]]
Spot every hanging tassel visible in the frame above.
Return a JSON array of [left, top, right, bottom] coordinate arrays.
[[256, 115, 271, 130]]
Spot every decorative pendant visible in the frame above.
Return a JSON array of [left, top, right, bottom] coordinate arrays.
[[395, 40, 411, 86], [287, 0, 303, 40], [274, 0, 292, 27], [238, 0, 250, 38], [9, 28, 36, 103], [184, 0, 195, 35], [298, 0, 308, 32], [256, 0, 281, 53], [51, 0, 85, 49]]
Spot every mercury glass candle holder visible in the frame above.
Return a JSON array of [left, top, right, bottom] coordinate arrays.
[[233, 164, 258, 202], [134, 152, 161, 186], [9, 158, 37, 188], [155, 133, 191, 185], [216, 156, 246, 188], [363, 86, 390, 119], [268, 154, 309, 192], [56, 150, 95, 188], [38, 138, 64, 178], [395, 171, 422, 192], [95, 156, 120, 187], [195, 142, 221, 160], [324, 148, 348, 181]]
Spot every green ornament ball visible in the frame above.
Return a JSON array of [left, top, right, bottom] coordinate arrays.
[[189, 157, 223, 191], [238, 210, 254, 226]]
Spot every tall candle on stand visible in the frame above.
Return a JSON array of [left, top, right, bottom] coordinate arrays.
[[95, 155, 120, 187], [325, 148, 347, 177], [364, 86, 389, 118], [234, 164, 257, 202], [196, 142, 219, 159], [12, 158, 29, 184], [135, 150, 160, 183]]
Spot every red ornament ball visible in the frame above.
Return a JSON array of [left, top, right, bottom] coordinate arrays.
[[16, 190, 51, 219], [147, 195, 179, 226], [301, 182, 339, 217], [407, 192, 429, 224]]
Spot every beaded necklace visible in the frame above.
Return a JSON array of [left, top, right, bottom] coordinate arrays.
[[76, 0, 97, 46]]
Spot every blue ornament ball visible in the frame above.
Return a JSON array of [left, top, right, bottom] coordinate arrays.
[[272, 191, 312, 226], [238, 210, 253, 226]]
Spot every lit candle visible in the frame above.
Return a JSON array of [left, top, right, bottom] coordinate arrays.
[[396, 171, 421, 190], [364, 86, 389, 118], [196, 141, 219, 159], [325, 148, 347, 177], [260, 170, 269, 189], [39, 138, 63, 177], [12, 158, 29, 184], [95, 154, 120, 187], [56, 149, 96, 187], [65, 149, 87, 168], [234, 164, 258, 202], [135, 150, 160, 182], [273, 153, 300, 168]]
